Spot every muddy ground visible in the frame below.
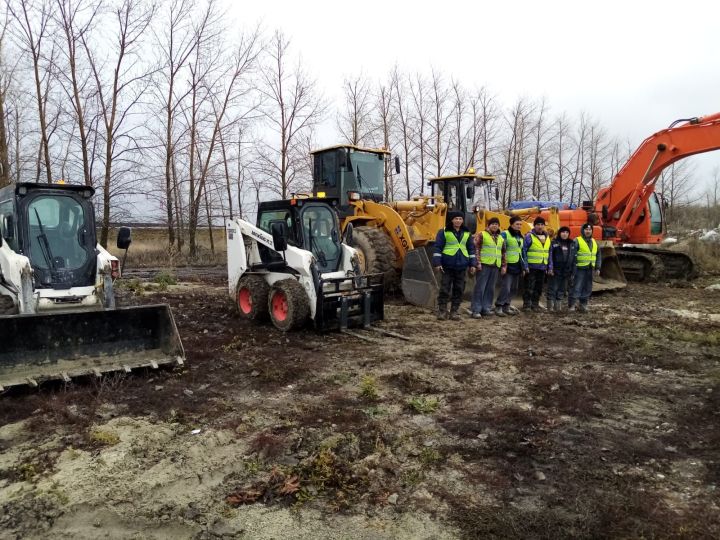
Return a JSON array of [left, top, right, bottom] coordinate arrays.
[[1, 271, 719, 539]]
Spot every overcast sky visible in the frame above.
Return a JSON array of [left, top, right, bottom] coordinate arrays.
[[229, 0, 719, 191]]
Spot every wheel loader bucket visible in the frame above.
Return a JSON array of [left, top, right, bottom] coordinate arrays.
[[401, 247, 439, 308], [594, 244, 627, 292], [0, 305, 185, 391]]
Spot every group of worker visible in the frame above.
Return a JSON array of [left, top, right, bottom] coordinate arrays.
[[432, 211, 601, 321]]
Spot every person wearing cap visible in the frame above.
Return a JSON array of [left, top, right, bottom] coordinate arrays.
[[521, 216, 552, 312], [495, 215, 524, 316], [546, 226, 575, 311], [432, 211, 477, 320], [569, 223, 601, 312], [471, 216, 506, 318]]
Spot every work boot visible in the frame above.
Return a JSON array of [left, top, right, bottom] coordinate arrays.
[[531, 304, 546, 312], [436, 309, 448, 320], [547, 300, 556, 312], [449, 310, 461, 321], [503, 305, 517, 316], [471, 312, 482, 319], [522, 303, 532, 312], [494, 307, 507, 317], [568, 303, 577, 312], [578, 303, 588, 313]]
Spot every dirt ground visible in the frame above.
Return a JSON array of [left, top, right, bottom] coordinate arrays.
[[1, 270, 720, 540]]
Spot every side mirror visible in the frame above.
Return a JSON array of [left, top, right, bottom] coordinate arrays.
[[465, 186, 474, 200], [270, 220, 289, 252], [342, 222, 354, 246], [394, 156, 401, 175], [494, 187, 500, 201], [117, 226, 132, 250]]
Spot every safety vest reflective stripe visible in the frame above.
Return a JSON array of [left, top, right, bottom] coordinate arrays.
[[527, 234, 551, 265], [480, 231, 503, 267], [503, 231, 522, 264], [576, 236, 598, 267], [442, 230, 470, 258]]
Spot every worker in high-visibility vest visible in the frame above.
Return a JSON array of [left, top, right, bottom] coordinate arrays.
[[471, 217, 506, 318], [521, 216, 553, 312], [432, 211, 477, 320], [569, 223, 601, 312], [495, 215, 525, 316]]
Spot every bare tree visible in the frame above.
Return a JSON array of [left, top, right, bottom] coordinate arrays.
[[0, 9, 11, 187], [82, 0, 156, 246], [256, 30, 324, 199], [391, 67, 414, 199], [658, 160, 697, 220], [408, 73, 429, 193], [9, 0, 54, 183], [427, 69, 452, 177], [186, 26, 261, 256], [374, 76, 395, 198], [337, 73, 374, 146], [54, 0, 101, 187]]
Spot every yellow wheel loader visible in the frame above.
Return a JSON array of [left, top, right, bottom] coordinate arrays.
[[0, 182, 184, 391]]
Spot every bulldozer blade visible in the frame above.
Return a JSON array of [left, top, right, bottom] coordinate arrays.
[[594, 244, 628, 292], [401, 247, 439, 308], [0, 304, 185, 391]]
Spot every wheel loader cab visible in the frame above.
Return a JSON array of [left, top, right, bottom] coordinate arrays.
[[0, 183, 97, 289], [429, 173, 496, 232], [311, 145, 389, 213], [257, 199, 343, 273]]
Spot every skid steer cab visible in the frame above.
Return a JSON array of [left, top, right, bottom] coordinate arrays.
[[226, 198, 384, 331], [0, 182, 184, 391]]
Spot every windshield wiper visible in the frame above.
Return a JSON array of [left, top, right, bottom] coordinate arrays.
[[34, 208, 57, 274]]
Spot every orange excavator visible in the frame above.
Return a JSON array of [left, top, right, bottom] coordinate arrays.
[[530, 112, 720, 281]]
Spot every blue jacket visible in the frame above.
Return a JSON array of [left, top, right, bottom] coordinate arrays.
[[432, 226, 477, 270]]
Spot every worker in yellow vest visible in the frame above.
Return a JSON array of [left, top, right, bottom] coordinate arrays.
[[495, 216, 524, 316], [471, 217, 506, 318], [432, 211, 478, 320], [521, 216, 552, 312], [569, 223, 601, 312]]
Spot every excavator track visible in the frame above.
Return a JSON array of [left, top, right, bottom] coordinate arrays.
[[617, 247, 696, 282]]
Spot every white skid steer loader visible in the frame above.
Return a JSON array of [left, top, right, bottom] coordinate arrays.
[[226, 198, 384, 331], [0, 182, 184, 391]]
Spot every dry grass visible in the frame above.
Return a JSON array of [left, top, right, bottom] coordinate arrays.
[[684, 238, 720, 273], [105, 227, 226, 267]]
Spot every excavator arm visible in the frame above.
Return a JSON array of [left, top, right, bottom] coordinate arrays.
[[596, 112, 720, 242]]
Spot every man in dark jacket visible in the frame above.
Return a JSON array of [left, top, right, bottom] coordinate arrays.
[[432, 211, 477, 320], [547, 226, 575, 311]]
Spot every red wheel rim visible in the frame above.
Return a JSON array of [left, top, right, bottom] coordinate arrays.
[[238, 287, 252, 314], [271, 290, 288, 321]]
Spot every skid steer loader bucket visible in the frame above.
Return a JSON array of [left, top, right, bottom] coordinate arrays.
[[401, 247, 439, 308], [594, 243, 627, 292], [0, 305, 185, 391], [315, 273, 384, 331]]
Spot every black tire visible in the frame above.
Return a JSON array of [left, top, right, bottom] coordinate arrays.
[[235, 275, 270, 320], [267, 278, 310, 331], [0, 295, 17, 315], [353, 226, 398, 289]]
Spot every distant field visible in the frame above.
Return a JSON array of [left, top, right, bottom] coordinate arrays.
[[106, 227, 227, 267]]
